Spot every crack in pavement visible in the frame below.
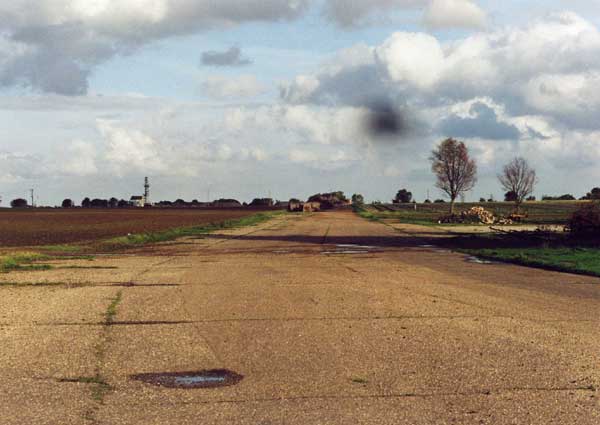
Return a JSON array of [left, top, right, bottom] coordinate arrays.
[[7, 314, 599, 328], [156, 385, 598, 406]]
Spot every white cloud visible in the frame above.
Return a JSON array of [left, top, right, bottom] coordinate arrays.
[[0, 0, 309, 95], [202, 75, 265, 99], [59, 140, 98, 176], [99, 120, 169, 175], [423, 0, 486, 29], [0, 0, 491, 95], [375, 32, 445, 89], [283, 12, 600, 131]]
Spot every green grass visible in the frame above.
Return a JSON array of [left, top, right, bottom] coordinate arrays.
[[362, 200, 590, 225], [59, 375, 113, 401], [463, 247, 600, 277], [41, 244, 84, 253], [104, 291, 122, 324], [353, 205, 381, 222], [100, 211, 283, 249], [0, 253, 53, 273], [0, 280, 68, 287]]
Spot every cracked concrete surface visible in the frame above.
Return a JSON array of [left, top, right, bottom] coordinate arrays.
[[0, 211, 598, 424]]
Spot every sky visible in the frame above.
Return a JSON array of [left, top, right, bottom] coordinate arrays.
[[1, 0, 600, 205]]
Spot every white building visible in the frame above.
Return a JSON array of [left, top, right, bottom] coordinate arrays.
[[129, 195, 146, 207]]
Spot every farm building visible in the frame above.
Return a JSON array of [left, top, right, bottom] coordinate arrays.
[[213, 199, 242, 208], [303, 202, 321, 212], [288, 199, 303, 212], [129, 196, 146, 207]]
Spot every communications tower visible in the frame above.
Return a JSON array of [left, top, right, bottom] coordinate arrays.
[[144, 177, 150, 205]]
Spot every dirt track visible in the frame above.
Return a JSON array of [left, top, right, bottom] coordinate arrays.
[[1, 211, 599, 424]]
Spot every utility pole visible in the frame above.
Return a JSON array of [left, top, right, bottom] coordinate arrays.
[[29, 189, 34, 208]]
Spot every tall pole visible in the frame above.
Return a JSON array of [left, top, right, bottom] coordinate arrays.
[[144, 177, 150, 205], [30, 189, 34, 208]]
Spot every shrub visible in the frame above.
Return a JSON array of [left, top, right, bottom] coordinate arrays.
[[351, 194, 364, 205], [10, 198, 28, 208], [569, 204, 600, 235], [504, 191, 518, 202], [542, 194, 576, 201], [581, 188, 600, 200]]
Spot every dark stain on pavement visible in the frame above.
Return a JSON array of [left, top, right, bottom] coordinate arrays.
[[130, 369, 243, 389]]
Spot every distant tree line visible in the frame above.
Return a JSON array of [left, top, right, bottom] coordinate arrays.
[[79, 197, 130, 208]]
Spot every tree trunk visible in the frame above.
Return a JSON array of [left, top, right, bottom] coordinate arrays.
[[450, 198, 456, 215]]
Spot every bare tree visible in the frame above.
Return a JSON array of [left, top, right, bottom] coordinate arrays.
[[498, 157, 536, 212], [430, 138, 477, 214]]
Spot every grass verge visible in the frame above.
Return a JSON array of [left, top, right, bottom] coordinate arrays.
[[0, 253, 53, 273], [352, 205, 381, 222], [462, 247, 600, 278]]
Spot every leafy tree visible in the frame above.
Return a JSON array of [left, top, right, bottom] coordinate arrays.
[[394, 189, 413, 203], [61, 199, 73, 208], [430, 138, 477, 214], [498, 157, 536, 212], [11, 198, 28, 208], [542, 194, 576, 201], [526, 196, 536, 201], [424, 199, 432, 203], [91, 198, 108, 208], [81, 197, 91, 208], [582, 188, 600, 200], [434, 199, 446, 203], [108, 197, 119, 208], [117, 199, 129, 208], [351, 194, 364, 205]]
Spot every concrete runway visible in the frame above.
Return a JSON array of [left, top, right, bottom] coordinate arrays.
[[1, 211, 599, 424]]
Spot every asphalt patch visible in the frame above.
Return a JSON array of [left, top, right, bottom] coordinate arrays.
[[130, 369, 243, 389]]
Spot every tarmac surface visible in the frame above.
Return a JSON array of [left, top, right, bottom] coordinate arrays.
[[1, 211, 599, 424]]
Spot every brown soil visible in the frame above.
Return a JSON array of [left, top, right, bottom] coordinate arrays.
[[0, 208, 267, 247]]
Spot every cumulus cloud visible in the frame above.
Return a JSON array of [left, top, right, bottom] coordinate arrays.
[[275, 11, 600, 194], [0, 0, 308, 95], [201, 46, 252, 67], [201, 75, 265, 99], [283, 12, 600, 131], [423, 0, 486, 29], [0, 1, 492, 95], [59, 140, 99, 176]]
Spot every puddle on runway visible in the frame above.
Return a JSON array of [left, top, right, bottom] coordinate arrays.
[[130, 369, 243, 389], [321, 244, 380, 255], [465, 256, 497, 265]]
